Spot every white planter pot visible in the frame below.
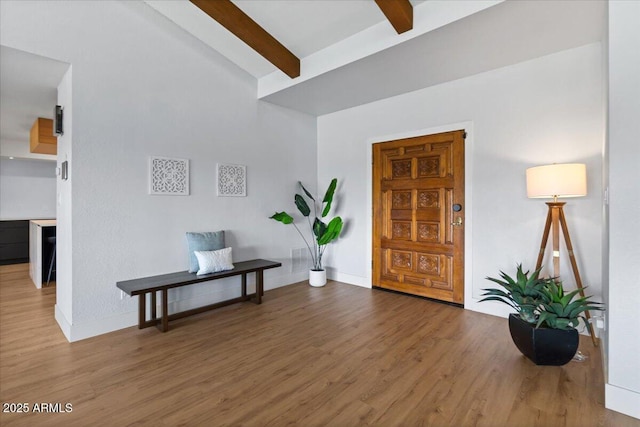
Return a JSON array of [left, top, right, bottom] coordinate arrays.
[[309, 269, 327, 287]]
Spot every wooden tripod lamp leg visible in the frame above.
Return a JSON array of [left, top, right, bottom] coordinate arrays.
[[551, 205, 561, 278], [558, 207, 598, 347], [536, 203, 561, 277], [535, 206, 554, 271]]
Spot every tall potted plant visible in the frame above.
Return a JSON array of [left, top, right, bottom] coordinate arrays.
[[480, 264, 604, 365], [270, 178, 343, 287]]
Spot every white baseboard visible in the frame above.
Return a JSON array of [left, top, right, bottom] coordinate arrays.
[[329, 271, 370, 288], [605, 383, 640, 420], [55, 304, 138, 342], [54, 304, 72, 341]]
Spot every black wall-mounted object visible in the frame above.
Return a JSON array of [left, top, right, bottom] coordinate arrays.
[[54, 105, 63, 136]]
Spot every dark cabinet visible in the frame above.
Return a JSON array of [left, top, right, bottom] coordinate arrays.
[[0, 220, 30, 265]]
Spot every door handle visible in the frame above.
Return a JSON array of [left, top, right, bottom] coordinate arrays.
[[451, 217, 463, 226]]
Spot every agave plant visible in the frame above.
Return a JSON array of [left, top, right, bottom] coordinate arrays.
[[536, 281, 604, 330], [480, 265, 548, 324], [270, 179, 343, 271]]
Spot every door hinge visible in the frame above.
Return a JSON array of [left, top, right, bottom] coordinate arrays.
[[463, 131, 467, 140]]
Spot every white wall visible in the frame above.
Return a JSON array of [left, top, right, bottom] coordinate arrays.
[[0, 158, 56, 220], [318, 43, 604, 318], [605, 0, 640, 419], [1, 0, 317, 340]]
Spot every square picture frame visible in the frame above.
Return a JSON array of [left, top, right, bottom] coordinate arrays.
[[149, 156, 189, 195], [217, 163, 246, 197]]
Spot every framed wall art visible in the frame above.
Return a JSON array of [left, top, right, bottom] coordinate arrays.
[[149, 156, 189, 195], [217, 163, 246, 197]]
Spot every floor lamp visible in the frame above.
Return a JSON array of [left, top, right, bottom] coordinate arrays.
[[526, 163, 598, 347]]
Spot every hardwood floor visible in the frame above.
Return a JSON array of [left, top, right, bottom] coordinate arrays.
[[1, 263, 637, 427]]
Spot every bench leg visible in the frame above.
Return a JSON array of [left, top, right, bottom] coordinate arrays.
[[241, 273, 247, 297], [151, 291, 157, 321], [138, 292, 146, 329], [161, 289, 169, 332], [256, 271, 263, 304]]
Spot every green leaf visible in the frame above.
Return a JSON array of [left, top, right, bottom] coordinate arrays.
[[298, 181, 315, 201], [549, 302, 565, 314], [321, 178, 338, 218], [554, 318, 572, 330], [536, 311, 553, 328], [295, 194, 311, 217], [516, 265, 527, 286], [478, 296, 517, 310], [560, 289, 582, 306], [269, 212, 294, 224], [480, 289, 512, 299], [313, 218, 326, 239], [317, 216, 343, 245], [485, 277, 508, 288], [501, 271, 517, 287]]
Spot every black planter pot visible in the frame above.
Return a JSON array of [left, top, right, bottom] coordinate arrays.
[[508, 314, 579, 366]]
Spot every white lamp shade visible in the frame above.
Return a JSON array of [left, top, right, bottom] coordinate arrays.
[[526, 163, 587, 199]]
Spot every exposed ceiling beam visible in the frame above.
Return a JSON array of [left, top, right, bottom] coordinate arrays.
[[375, 0, 413, 34], [190, 0, 300, 78]]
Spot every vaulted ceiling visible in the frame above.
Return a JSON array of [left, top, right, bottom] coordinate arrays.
[[0, 0, 606, 158], [146, 0, 605, 116]]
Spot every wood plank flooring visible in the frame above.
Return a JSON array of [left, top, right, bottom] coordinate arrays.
[[1, 263, 638, 427]]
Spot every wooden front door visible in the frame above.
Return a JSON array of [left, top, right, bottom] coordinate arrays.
[[372, 130, 465, 304]]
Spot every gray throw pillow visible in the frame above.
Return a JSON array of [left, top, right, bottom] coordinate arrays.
[[185, 231, 225, 273]]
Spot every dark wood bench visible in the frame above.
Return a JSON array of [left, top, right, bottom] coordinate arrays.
[[116, 259, 281, 332]]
